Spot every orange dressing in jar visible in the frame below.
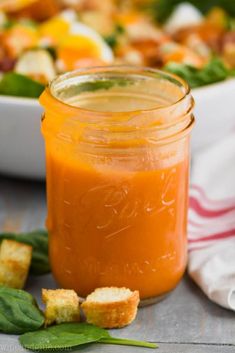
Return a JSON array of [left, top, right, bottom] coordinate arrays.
[[40, 67, 194, 304]]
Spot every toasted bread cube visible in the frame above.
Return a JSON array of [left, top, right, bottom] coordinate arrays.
[[42, 289, 80, 326], [81, 287, 140, 328], [0, 239, 32, 289]]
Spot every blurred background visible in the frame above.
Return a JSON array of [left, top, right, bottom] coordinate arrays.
[[0, 0, 235, 178]]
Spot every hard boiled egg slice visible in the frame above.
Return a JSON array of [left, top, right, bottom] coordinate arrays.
[[39, 10, 77, 46], [57, 22, 114, 71], [164, 3, 203, 34]]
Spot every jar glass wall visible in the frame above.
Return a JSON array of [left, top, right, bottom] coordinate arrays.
[[40, 66, 194, 305]]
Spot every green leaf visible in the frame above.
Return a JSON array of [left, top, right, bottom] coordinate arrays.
[[0, 72, 45, 98], [228, 17, 235, 30], [104, 24, 125, 49], [18, 19, 38, 28], [44, 46, 57, 60], [19, 323, 110, 350], [164, 58, 232, 88], [2, 19, 14, 29], [150, 0, 235, 23], [100, 337, 158, 349], [0, 286, 44, 334], [19, 323, 158, 351], [104, 34, 118, 49], [230, 69, 235, 77], [0, 230, 50, 275]]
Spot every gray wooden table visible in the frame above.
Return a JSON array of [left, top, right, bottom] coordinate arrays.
[[0, 175, 234, 353]]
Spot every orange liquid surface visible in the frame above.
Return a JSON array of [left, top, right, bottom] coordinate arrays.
[[46, 150, 189, 299]]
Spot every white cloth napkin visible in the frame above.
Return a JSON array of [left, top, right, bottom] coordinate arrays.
[[188, 131, 235, 310]]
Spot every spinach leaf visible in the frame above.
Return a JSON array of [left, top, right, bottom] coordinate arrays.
[[20, 323, 110, 350], [164, 58, 232, 88], [0, 72, 44, 98], [19, 323, 158, 350], [0, 230, 50, 275], [150, 0, 235, 23], [99, 337, 158, 348], [0, 286, 44, 334]]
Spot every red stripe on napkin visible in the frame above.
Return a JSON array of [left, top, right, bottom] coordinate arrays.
[[188, 185, 235, 249], [189, 196, 235, 217], [189, 228, 235, 243]]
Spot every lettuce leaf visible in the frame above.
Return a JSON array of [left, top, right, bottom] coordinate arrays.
[[151, 0, 235, 23], [0, 72, 44, 98], [164, 58, 234, 88]]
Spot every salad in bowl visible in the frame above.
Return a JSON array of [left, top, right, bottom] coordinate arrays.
[[0, 0, 235, 95], [0, 0, 235, 178]]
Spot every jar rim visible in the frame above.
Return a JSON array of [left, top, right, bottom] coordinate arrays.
[[44, 65, 192, 117]]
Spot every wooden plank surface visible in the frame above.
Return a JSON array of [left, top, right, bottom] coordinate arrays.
[[0, 175, 234, 353], [1, 335, 235, 353]]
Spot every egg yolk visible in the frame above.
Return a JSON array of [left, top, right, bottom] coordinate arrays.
[[57, 35, 102, 70]]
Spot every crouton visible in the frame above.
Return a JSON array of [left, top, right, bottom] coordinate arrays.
[[42, 289, 80, 326], [81, 287, 139, 328], [0, 239, 32, 289]]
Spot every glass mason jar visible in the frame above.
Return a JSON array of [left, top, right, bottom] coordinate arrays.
[[40, 66, 194, 305]]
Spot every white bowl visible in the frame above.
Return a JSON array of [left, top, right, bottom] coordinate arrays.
[[0, 96, 44, 179], [0, 79, 235, 179]]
